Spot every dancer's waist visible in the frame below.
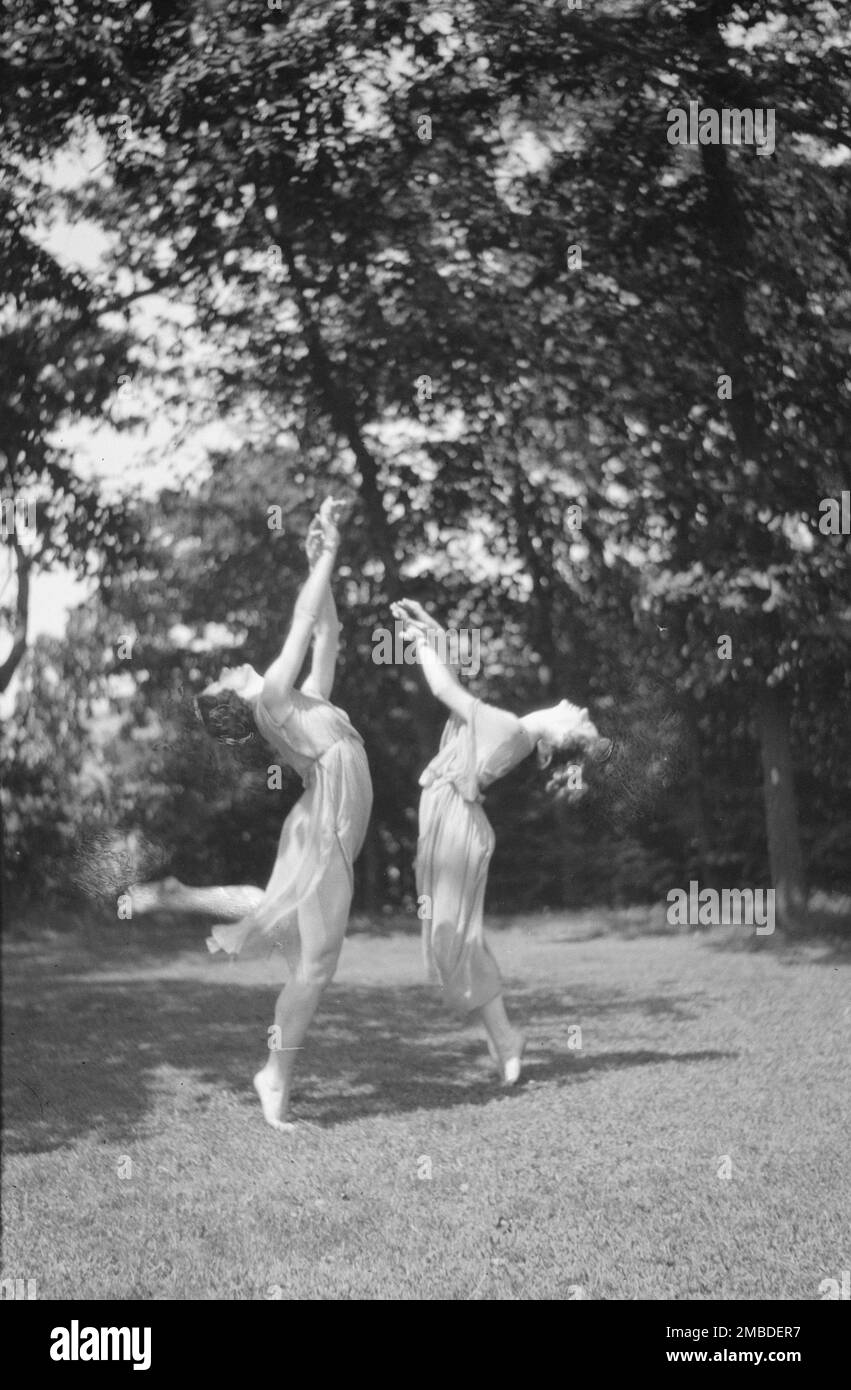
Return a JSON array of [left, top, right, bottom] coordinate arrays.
[[302, 733, 368, 783], [420, 769, 483, 804]]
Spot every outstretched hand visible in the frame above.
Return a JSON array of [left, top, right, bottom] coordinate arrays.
[[391, 599, 442, 647], [391, 605, 427, 644], [320, 495, 348, 531], [305, 496, 348, 566], [392, 597, 443, 634]]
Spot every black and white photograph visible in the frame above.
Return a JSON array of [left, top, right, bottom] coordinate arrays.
[[1, 0, 849, 1338]]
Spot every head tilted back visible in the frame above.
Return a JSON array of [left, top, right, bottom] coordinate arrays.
[[195, 687, 256, 744], [540, 728, 614, 801]]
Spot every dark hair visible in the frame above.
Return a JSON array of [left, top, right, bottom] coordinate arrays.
[[542, 733, 614, 802], [195, 687, 256, 744]]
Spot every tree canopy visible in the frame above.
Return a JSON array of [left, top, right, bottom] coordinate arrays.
[[2, 0, 850, 929]]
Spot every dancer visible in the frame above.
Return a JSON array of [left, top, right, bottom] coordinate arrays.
[[132, 498, 372, 1130], [393, 598, 610, 1086]]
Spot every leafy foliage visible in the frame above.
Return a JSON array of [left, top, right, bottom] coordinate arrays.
[[3, 1, 850, 922]]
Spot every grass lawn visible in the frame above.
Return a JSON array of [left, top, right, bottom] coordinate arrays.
[[2, 908, 849, 1300]]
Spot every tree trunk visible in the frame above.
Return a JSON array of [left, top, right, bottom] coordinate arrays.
[[681, 698, 712, 884], [0, 539, 31, 694], [509, 473, 579, 909], [754, 685, 807, 931], [275, 232, 399, 593], [697, 10, 808, 912]]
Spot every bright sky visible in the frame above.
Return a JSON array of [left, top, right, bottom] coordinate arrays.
[[5, 117, 552, 651], [3, 150, 238, 648], [1, 144, 243, 724]]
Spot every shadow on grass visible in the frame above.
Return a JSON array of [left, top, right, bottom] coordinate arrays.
[[699, 925, 851, 967], [3, 932, 733, 1156], [692, 891, 851, 963]]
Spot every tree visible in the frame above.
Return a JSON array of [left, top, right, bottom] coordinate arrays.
[[0, 120, 143, 690], [4, 0, 849, 924], [481, 0, 851, 927]]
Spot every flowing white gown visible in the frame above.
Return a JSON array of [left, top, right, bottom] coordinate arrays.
[[416, 699, 534, 1014], [207, 688, 372, 965]]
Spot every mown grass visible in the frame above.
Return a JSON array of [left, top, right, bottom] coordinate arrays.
[[2, 908, 849, 1300]]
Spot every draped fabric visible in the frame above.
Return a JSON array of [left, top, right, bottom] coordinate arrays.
[[416, 700, 534, 1013], [206, 688, 372, 961]]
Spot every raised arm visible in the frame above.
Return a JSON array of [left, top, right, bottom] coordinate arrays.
[[261, 500, 343, 717], [300, 522, 343, 700], [392, 599, 476, 722]]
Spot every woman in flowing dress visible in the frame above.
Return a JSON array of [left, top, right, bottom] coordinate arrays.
[[393, 598, 611, 1086], [132, 498, 372, 1131]]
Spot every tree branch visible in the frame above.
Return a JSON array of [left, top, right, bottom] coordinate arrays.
[[0, 538, 32, 693], [274, 233, 399, 594]]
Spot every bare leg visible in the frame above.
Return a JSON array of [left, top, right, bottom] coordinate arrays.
[[254, 853, 351, 1131], [129, 878, 264, 920], [473, 995, 525, 1086], [254, 979, 323, 1132]]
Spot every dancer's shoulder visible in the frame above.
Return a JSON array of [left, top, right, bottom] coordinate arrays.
[[475, 700, 523, 739], [255, 688, 295, 730]]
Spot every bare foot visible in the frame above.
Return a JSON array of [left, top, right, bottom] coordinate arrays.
[[253, 1068, 294, 1133], [128, 876, 184, 915], [499, 1031, 526, 1087], [483, 1029, 525, 1085]]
